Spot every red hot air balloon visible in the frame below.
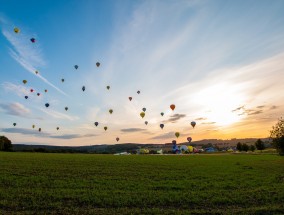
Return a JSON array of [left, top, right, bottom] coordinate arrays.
[[170, 104, 175, 111], [187, 137, 192, 143], [116, 137, 119, 142]]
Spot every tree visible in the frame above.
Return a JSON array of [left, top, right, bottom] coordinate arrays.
[[0, 136, 12, 151], [242, 143, 249, 152], [250, 145, 256, 152], [255, 139, 265, 151], [270, 118, 284, 156], [237, 142, 242, 151]]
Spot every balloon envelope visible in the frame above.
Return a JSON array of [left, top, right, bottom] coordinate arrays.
[[61, 79, 64, 82], [145, 121, 148, 125], [23, 80, 27, 84], [65, 107, 68, 111], [32, 125, 35, 129], [109, 109, 113, 114], [82, 86, 85, 91], [104, 126, 107, 131], [74, 65, 78, 69], [106, 86, 110, 90], [140, 112, 145, 118], [191, 121, 196, 128], [137, 90, 140, 94], [175, 132, 180, 138], [96, 62, 100, 67], [56, 127, 59, 130], [39, 128, 41, 132], [30, 89, 34, 92], [172, 140, 176, 145], [160, 124, 164, 129], [37, 93, 40, 96], [45, 103, 49, 108], [25, 96, 28, 99], [44, 89, 48, 93], [94, 122, 99, 126], [116, 137, 119, 142], [14, 27, 20, 33], [35, 71, 39, 74], [170, 104, 175, 111], [30, 38, 36, 43], [13, 123, 16, 126], [160, 112, 164, 116], [187, 137, 192, 143], [129, 97, 132, 101], [142, 108, 146, 112]]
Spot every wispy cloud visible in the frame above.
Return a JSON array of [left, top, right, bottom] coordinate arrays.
[[1, 20, 68, 96], [39, 108, 79, 121], [151, 132, 175, 140], [2, 82, 30, 97], [0, 102, 30, 117], [195, 117, 207, 120], [49, 134, 97, 139]]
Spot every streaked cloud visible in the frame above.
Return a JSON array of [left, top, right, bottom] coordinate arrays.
[[0, 102, 30, 117], [163, 114, 186, 123], [151, 132, 175, 140], [39, 108, 79, 121], [121, 128, 147, 133]]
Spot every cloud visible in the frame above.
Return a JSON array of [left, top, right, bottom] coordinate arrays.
[[121, 128, 147, 133], [163, 114, 186, 123], [270, 105, 278, 110], [201, 122, 216, 125], [2, 82, 30, 97], [1, 128, 97, 139], [1, 20, 68, 96], [257, 105, 265, 109], [195, 117, 207, 120], [0, 102, 30, 117], [247, 110, 263, 115], [232, 106, 245, 112], [151, 132, 175, 140]]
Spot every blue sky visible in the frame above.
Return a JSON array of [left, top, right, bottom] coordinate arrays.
[[1, 0, 284, 146]]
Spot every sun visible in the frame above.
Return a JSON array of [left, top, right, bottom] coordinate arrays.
[[194, 83, 246, 126]]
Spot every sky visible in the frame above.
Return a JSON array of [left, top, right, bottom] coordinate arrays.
[[1, 0, 284, 146]]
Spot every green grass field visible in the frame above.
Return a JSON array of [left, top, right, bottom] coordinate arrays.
[[0, 152, 283, 214]]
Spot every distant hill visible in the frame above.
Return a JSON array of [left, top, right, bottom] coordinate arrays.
[[12, 138, 271, 154]]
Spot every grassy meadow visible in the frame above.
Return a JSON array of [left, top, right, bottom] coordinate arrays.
[[0, 152, 283, 214]]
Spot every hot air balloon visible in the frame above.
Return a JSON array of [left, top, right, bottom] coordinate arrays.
[[23, 80, 27, 84], [109, 109, 113, 114], [65, 107, 68, 111], [32, 125, 35, 129], [160, 124, 164, 129], [61, 79, 64, 82], [187, 137, 192, 143], [37, 93, 40, 96], [137, 90, 140, 94], [82, 86, 85, 91], [13, 123, 16, 126], [94, 122, 99, 127], [140, 112, 145, 118], [116, 137, 119, 142], [106, 86, 110, 90], [35, 71, 39, 75], [45, 103, 49, 108], [25, 96, 28, 99], [145, 121, 148, 125], [172, 140, 176, 145], [161, 112, 164, 116], [142, 108, 146, 112], [38, 128, 41, 132], [30, 38, 36, 43], [14, 27, 20, 33], [30, 89, 34, 93], [175, 132, 180, 138], [56, 127, 59, 130], [44, 89, 48, 93], [129, 97, 132, 101], [104, 126, 107, 131], [74, 65, 78, 69], [191, 121, 196, 128], [170, 104, 175, 111], [96, 62, 100, 67]]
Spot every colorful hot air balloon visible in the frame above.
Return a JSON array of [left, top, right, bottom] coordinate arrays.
[[13, 123, 16, 126], [44, 89, 48, 93], [32, 125, 35, 129], [38, 128, 41, 132], [187, 137, 192, 143], [160, 124, 164, 129], [45, 103, 49, 108], [14, 27, 20, 33], [94, 122, 99, 127], [129, 97, 132, 101], [96, 62, 100, 67], [23, 80, 27, 84], [191, 121, 196, 128], [106, 86, 110, 90], [56, 127, 59, 130], [116, 137, 119, 142], [37, 93, 40, 96], [65, 107, 68, 111], [170, 104, 175, 111], [82, 86, 85, 91], [145, 121, 148, 125], [175, 132, 180, 138], [109, 109, 113, 114], [24, 96, 28, 99], [30, 38, 36, 43], [161, 112, 164, 116], [104, 126, 107, 131], [137, 90, 140, 94], [74, 65, 78, 69], [30, 89, 34, 92], [35, 71, 39, 74], [142, 108, 146, 112], [61, 79, 64, 82], [140, 112, 145, 118]]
